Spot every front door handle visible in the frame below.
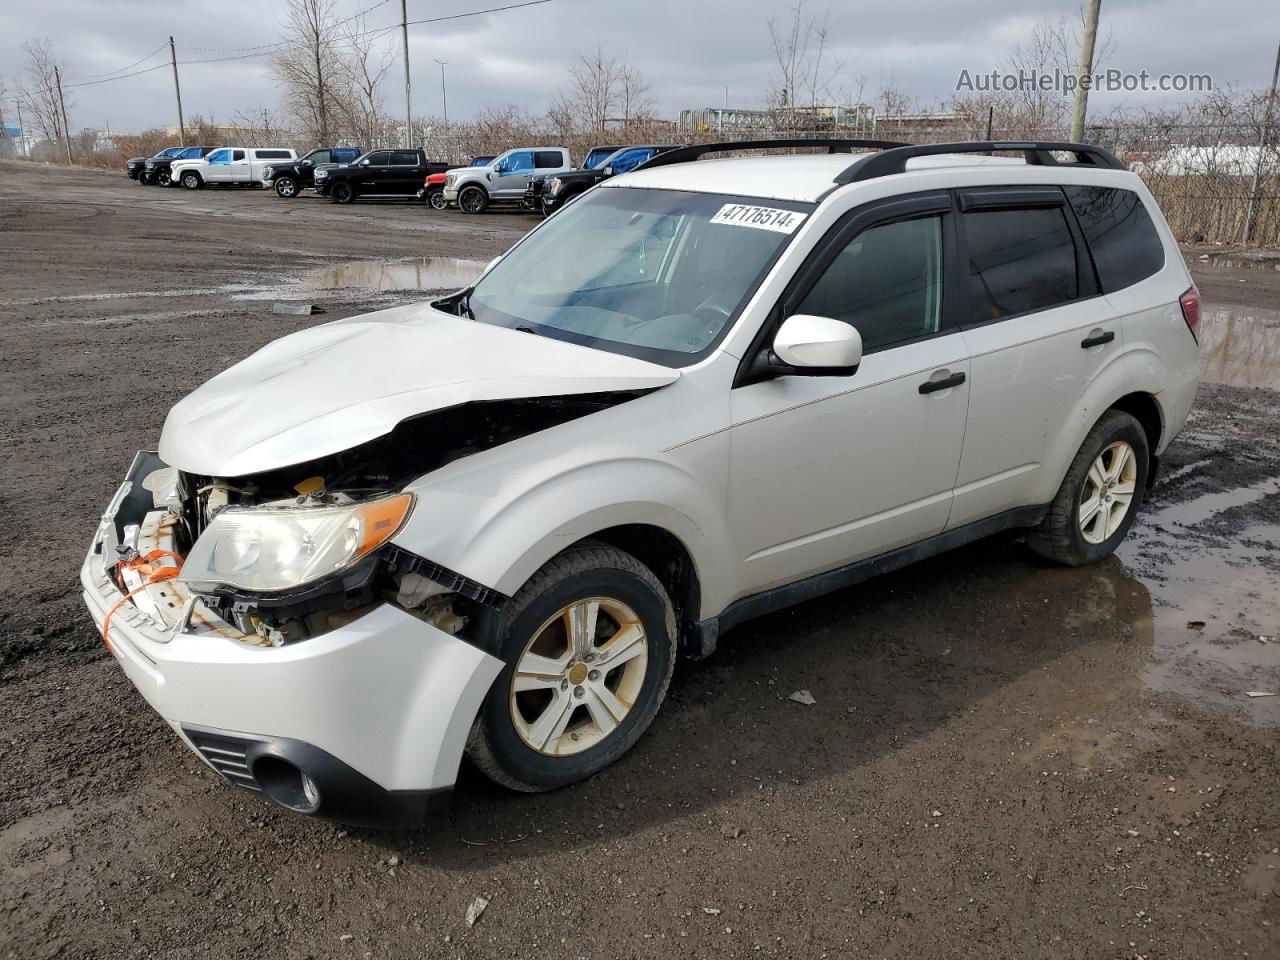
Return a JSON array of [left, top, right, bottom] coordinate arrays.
[[1081, 329, 1116, 349], [919, 370, 966, 394]]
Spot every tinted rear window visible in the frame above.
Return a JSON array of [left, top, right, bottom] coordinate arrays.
[[256, 149, 292, 159], [963, 206, 1079, 323], [1065, 186, 1165, 292], [391, 151, 419, 165], [534, 151, 564, 168]]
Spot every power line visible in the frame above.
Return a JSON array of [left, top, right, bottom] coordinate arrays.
[[67, 62, 172, 88], [79, 41, 169, 80], [63, 0, 559, 88]]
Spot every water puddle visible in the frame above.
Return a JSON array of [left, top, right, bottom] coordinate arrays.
[[1198, 304, 1280, 389], [295, 257, 484, 293], [1189, 253, 1280, 272], [1117, 474, 1280, 725]]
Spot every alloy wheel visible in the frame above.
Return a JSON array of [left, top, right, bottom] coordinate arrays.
[[1079, 440, 1138, 544], [510, 597, 649, 756]]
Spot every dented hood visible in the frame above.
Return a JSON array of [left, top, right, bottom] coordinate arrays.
[[158, 302, 679, 476]]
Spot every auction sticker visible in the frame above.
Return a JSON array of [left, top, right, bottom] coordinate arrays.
[[710, 203, 803, 234]]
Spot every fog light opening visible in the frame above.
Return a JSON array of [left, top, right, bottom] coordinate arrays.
[[254, 756, 322, 814]]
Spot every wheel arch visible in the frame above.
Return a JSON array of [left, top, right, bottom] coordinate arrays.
[[577, 524, 703, 656], [1108, 391, 1164, 472]]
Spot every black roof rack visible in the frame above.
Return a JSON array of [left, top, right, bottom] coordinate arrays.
[[835, 140, 1125, 184], [635, 137, 906, 171]]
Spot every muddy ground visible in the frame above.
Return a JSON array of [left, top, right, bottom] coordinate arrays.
[[0, 161, 1277, 959]]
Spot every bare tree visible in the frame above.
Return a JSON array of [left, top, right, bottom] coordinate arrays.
[[619, 64, 654, 124], [18, 39, 69, 145], [274, 0, 343, 144], [232, 106, 289, 145], [569, 46, 622, 131], [1003, 7, 1115, 131], [767, 1, 844, 128], [338, 20, 395, 143]]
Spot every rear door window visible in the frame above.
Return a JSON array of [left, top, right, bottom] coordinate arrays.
[[962, 206, 1079, 323], [232, 150, 246, 161], [534, 151, 564, 169], [1064, 186, 1165, 292], [390, 151, 419, 166]]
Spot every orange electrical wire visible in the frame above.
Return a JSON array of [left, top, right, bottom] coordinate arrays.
[[102, 549, 184, 651]]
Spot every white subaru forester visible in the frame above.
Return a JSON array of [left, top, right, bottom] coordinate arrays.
[[82, 140, 1200, 826]]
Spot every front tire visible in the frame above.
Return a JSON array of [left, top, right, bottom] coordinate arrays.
[[156, 169, 172, 187], [458, 185, 488, 214], [180, 171, 202, 190], [427, 188, 447, 211], [467, 543, 677, 792], [1029, 409, 1149, 566], [330, 182, 355, 204], [274, 176, 298, 198]]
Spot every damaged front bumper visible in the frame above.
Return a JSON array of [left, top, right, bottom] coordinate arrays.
[[81, 452, 504, 827]]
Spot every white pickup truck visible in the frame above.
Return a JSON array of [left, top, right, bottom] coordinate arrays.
[[171, 147, 297, 189]]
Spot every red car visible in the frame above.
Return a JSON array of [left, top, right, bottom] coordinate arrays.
[[420, 172, 448, 210]]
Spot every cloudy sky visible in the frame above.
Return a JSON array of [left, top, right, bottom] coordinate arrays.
[[2, 0, 1276, 134]]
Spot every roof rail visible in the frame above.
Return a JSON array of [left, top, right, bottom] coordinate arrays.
[[635, 137, 906, 171], [835, 140, 1126, 184]]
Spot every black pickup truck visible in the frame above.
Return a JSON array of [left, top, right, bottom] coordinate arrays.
[[314, 148, 449, 204], [530, 144, 683, 215], [143, 145, 216, 186], [127, 146, 182, 181], [523, 144, 623, 211], [263, 146, 363, 198]]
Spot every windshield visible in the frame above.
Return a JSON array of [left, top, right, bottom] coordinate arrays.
[[583, 148, 617, 169], [466, 187, 812, 366]]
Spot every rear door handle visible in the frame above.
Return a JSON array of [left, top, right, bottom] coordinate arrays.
[[919, 371, 966, 394], [1081, 330, 1115, 348]]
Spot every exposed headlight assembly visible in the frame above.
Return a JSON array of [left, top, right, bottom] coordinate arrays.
[[179, 493, 413, 593], [548, 178, 563, 195]]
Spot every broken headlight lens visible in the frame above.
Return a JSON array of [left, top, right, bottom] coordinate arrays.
[[179, 493, 414, 593]]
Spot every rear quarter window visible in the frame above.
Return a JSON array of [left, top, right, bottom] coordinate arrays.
[[1065, 186, 1166, 292]]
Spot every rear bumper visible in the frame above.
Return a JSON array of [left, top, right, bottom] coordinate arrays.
[[81, 454, 504, 827]]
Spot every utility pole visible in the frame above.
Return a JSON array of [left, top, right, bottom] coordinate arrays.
[[54, 64, 73, 165], [1070, 0, 1102, 142], [169, 36, 186, 146], [14, 97, 27, 159], [401, 0, 412, 147], [434, 59, 448, 126], [1243, 40, 1280, 245]]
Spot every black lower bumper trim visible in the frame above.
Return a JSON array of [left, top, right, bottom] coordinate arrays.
[[182, 724, 449, 829]]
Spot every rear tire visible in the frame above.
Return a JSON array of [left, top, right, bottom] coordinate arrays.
[[458, 185, 488, 214], [180, 171, 202, 190], [330, 182, 355, 204], [466, 543, 677, 792], [1028, 409, 1149, 566]]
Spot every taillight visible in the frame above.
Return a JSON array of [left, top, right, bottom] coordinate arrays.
[[1179, 286, 1200, 342]]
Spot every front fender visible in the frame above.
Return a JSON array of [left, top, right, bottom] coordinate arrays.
[[396, 455, 732, 620]]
